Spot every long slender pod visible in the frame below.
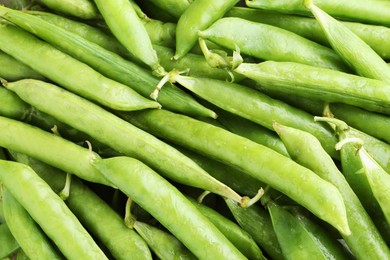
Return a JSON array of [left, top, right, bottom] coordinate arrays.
[[0, 50, 44, 81], [36, 0, 99, 19], [0, 223, 19, 259]]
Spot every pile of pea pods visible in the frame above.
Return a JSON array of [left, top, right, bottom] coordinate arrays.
[[1, 0, 390, 259]]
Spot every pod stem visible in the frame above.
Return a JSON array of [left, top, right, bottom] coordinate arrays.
[[240, 188, 264, 208], [124, 197, 136, 229], [150, 68, 189, 101], [335, 137, 364, 152]]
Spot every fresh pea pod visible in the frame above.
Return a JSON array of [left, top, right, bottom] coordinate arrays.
[[36, 0, 99, 19], [198, 17, 348, 71], [174, 0, 239, 60], [92, 156, 247, 259], [0, 87, 29, 120], [10, 151, 153, 260], [142, 20, 176, 49], [124, 108, 350, 235], [6, 78, 246, 206], [306, 1, 390, 83], [0, 50, 44, 81], [93, 0, 165, 76], [273, 122, 390, 259], [0, 159, 108, 259], [0, 223, 19, 259], [246, 0, 390, 26], [0, 21, 159, 111], [145, 0, 191, 18], [3, 189, 62, 260], [234, 61, 390, 115]]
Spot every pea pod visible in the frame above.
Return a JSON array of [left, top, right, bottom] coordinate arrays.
[[37, 0, 99, 19], [174, 0, 239, 60], [0, 159, 108, 259], [198, 17, 348, 71], [306, 1, 390, 83], [245, 0, 390, 26], [92, 156, 247, 259], [0, 21, 159, 111], [146, 0, 191, 18], [234, 61, 390, 115], [6, 78, 246, 206], [124, 108, 350, 235], [0, 87, 29, 120], [273, 122, 390, 259], [3, 189, 62, 260], [93, 0, 166, 76], [0, 50, 44, 81], [0, 223, 19, 259]]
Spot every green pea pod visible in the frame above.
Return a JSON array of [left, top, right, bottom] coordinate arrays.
[[142, 20, 176, 49], [0, 22, 159, 112], [226, 7, 390, 60], [169, 73, 339, 158], [246, 0, 390, 26], [125, 108, 350, 236], [234, 61, 390, 115], [9, 151, 153, 260], [15, 8, 215, 118], [198, 17, 348, 71], [358, 146, 390, 226], [0, 223, 19, 259], [37, 0, 99, 19], [92, 156, 247, 260], [133, 221, 196, 260], [135, 1, 178, 23], [146, 0, 191, 18], [0, 87, 29, 120], [225, 199, 283, 260], [188, 198, 265, 260], [0, 160, 108, 259], [306, 1, 390, 83], [93, 0, 166, 76], [3, 189, 62, 260], [0, 115, 110, 186], [0, 50, 44, 81], [273, 122, 390, 259], [6, 79, 245, 206], [174, 0, 239, 60]]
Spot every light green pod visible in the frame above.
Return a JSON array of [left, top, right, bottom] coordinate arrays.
[[37, 0, 99, 19]]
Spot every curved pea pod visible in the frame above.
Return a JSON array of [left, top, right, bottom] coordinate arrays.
[[358, 146, 390, 226], [9, 151, 153, 260], [6, 79, 245, 206], [142, 20, 176, 48], [94, 0, 166, 76], [169, 73, 339, 158], [0, 160, 108, 259], [174, 0, 239, 60], [125, 109, 350, 236], [3, 189, 62, 260], [188, 197, 265, 260], [0, 223, 19, 259], [273, 122, 390, 259], [0, 50, 44, 81], [0, 87, 29, 120], [198, 17, 348, 71], [37, 0, 99, 19], [146, 0, 191, 18], [246, 0, 390, 26], [234, 61, 390, 115], [92, 156, 247, 260], [133, 221, 196, 260], [306, 2, 390, 83]]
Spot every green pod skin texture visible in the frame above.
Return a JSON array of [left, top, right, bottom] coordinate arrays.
[[93, 0, 165, 75], [0, 223, 19, 259], [37, 0, 99, 19], [226, 7, 390, 60], [92, 156, 247, 260], [172, 74, 339, 159], [330, 103, 390, 144], [16, 10, 214, 118], [225, 199, 283, 260], [0, 13, 159, 112], [246, 0, 390, 26], [198, 17, 348, 71], [359, 147, 390, 226], [0, 87, 29, 120], [142, 20, 177, 48], [273, 123, 390, 259], [268, 201, 337, 260], [126, 109, 350, 235], [3, 189, 62, 260], [133, 221, 196, 260], [234, 61, 390, 115], [0, 116, 110, 186], [188, 198, 265, 260], [146, 0, 191, 18], [307, 3, 390, 84], [174, 0, 239, 60], [0, 50, 44, 82], [10, 152, 153, 260], [7, 79, 242, 203], [0, 160, 108, 259]]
